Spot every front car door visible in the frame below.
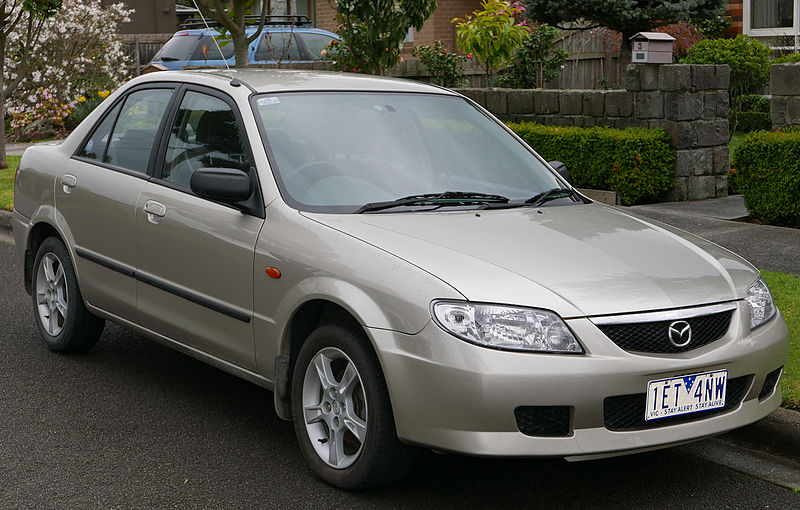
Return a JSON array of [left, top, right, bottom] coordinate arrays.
[[58, 85, 176, 320], [134, 86, 264, 370]]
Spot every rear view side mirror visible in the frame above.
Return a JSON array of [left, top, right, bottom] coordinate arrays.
[[190, 168, 252, 203], [549, 161, 569, 182]]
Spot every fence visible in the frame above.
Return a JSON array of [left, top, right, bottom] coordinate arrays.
[[546, 29, 624, 90], [121, 34, 172, 76]]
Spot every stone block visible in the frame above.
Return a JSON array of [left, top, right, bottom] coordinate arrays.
[[508, 90, 534, 114], [486, 88, 509, 114], [770, 63, 800, 96], [715, 175, 729, 197], [693, 65, 717, 91], [787, 96, 800, 125], [771, 96, 787, 129], [559, 91, 583, 115], [640, 64, 660, 90], [605, 91, 633, 117], [582, 91, 605, 117], [550, 117, 574, 126], [666, 177, 689, 201], [625, 65, 641, 91], [713, 146, 730, 175], [702, 92, 716, 120], [687, 175, 716, 200], [659, 65, 692, 91], [675, 148, 713, 177], [582, 117, 596, 127], [456, 88, 486, 107], [634, 91, 664, 119], [664, 121, 695, 149], [594, 118, 615, 128], [534, 90, 559, 114], [695, 120, 729, 147], [715, 65, 731, 89], [715, 91, 729, 119], [665, 92, 703, 121]]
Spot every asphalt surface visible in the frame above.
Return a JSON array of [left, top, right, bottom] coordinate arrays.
[[1, 242, 799, 508]]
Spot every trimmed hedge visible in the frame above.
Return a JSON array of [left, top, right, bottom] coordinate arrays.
[[732, 129, 800, 227], [507, 123, 675, 205], [736, 111, 771, 132]]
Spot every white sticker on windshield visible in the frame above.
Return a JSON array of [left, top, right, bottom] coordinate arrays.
[[258, 97, 281, 106]]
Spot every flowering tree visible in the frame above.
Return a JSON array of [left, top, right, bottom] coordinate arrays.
[[325, 0, 437, 75], [192, 0, 269, 67], [0, 0, 61, 168], [453, 1, 529, 87], [4, 0, 132, 141]]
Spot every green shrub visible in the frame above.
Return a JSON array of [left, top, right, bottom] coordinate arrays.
[[732, 129, 800, 227], [737, 94, 770, 113], [497, 23, 568, 89], [681, 35, 771, 95], [412, 41, 468, 88], [735, 111, 771, 132], [774, 53, 800, 64], [507, 122, 675, 205]]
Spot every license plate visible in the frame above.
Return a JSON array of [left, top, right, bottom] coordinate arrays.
[[645, 370, 727, 421]]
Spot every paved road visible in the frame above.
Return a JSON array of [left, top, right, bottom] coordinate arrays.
[[1, 241, 799, 509]]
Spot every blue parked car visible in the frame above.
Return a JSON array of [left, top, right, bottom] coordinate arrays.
[[150, 15, 339, 70]]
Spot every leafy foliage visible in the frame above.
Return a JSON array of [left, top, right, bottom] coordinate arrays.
[[497, 23, 568, 88], [412, 41, 467, 88], [507, 122, 675, 205], [774, 53, 800, 64], [732, 129, 800, 227], [653, 22, 703, 59], [454, 1, 529, 86], [325, 0, 436, 75], [681, 35, 771, 95], [522, 0, 726, 39], [692, 15, 731, 39]]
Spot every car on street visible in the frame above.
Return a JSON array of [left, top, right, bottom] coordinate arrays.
[[12, 69, 789, 489], [149, 16, 338, 70]]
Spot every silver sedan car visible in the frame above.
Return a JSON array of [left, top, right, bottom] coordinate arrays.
[[13, 70, 788, 489]]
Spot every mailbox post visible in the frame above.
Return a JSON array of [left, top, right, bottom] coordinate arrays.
[[630, 32, 676, 64]]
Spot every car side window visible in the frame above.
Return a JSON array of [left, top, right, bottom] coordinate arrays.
[[161, 90, 251, 190], [302, 33, 336, 60], [77, 102, 123, 161], [254, 32, 302, 61], [103, 89, 173, 174]]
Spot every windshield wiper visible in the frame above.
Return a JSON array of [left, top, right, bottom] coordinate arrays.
[[158, 57, 181, 61], [524, 187, 584, 207], [355, 191, 510, 214]]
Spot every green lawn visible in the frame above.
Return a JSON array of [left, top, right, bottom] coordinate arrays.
[[729, 132, 746, 160], [0, 156, 21, 211], [762, 270, 800, 409]]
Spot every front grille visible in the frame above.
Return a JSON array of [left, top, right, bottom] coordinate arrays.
[[603, 375, 752, 431], [758, 367, 783, 401], [597, 310, 733, 353], [514, 406, 572, 437]]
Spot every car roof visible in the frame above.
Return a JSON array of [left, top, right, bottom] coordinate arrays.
[[174, 27, 338, 36], [140, 69, 459, 95]]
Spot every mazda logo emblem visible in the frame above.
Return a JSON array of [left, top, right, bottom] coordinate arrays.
[[668, 320, 692, 347]]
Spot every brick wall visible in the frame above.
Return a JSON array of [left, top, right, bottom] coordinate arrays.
[[455, 65, 732, 201], [770, 63, 800, 129], [725, 1, 744, 37]]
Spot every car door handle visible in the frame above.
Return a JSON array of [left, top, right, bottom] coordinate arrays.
[[143, 200, 167, 223], [61, 174, 77, 193]]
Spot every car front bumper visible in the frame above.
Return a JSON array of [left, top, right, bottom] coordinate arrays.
[[368, 300, 789, 458]]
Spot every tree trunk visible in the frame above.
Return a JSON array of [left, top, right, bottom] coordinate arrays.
[[233, 30, 249, 68]]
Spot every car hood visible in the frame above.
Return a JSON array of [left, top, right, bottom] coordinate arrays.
[[302, 203, 759, 318]]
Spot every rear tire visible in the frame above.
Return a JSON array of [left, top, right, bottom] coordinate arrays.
[[31, 237, 104, 353], [291, 324, 417, 489]]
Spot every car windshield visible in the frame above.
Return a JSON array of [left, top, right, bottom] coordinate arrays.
[[252, 92, 565, 213]]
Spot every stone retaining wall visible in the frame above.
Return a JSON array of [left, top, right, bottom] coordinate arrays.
[[770, 63, 800, 130], [454, 64, 731, 201]]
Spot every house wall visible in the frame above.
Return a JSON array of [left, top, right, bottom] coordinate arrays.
[[454, 64, 732, 201], [102, 0, 176, 34], [725, 1, 745, 36]]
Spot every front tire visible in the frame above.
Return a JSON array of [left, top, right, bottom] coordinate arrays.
[[31, 237, 104, 353], [291, 324, 416, 489]]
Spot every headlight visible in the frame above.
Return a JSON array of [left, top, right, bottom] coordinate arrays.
[[745, 277, 776, 330], [432, 301, 583, 353]]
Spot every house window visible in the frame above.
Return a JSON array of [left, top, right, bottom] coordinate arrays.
[[751, 0, 794, 28]]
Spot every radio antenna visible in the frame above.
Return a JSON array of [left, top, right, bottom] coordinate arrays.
[[190, 0, 240, 86]]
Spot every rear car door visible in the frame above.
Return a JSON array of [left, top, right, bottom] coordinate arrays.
[[60, 85, 176, 320], [133, 85, 264, 370]]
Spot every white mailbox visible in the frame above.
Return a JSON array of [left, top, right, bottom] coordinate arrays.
[[630, 32, 675, 64]]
